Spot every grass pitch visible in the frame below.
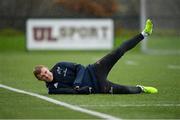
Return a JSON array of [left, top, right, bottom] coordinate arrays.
[[0, 35, 180, 119]]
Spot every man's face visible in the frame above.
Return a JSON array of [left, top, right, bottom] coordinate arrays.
[[38, 67, 53, 82]]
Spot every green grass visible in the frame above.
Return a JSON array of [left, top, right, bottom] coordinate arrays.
[[0, 35, 180, 119], [148, 35, 180, 50], [0, 89, 97, 119]]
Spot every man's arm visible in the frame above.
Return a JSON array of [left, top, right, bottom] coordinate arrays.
[[57, 62, 86, 87], [48, 87, 78, 94], [48, 86, 92, 94], [73, 64, 85, 87]]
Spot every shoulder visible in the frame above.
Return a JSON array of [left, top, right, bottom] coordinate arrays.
[[56, 62, 77, 66], [55, 62, 85, 68], [51, 62, 70, 69]]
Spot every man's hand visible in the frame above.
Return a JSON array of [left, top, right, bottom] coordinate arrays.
[[74, 86, 93, 94], [74, 86, 80, 90]]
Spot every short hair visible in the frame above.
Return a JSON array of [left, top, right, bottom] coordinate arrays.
[[33, 65, 44, 80]]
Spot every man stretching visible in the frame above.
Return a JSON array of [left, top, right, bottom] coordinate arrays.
[[33, 19, 158, 94]]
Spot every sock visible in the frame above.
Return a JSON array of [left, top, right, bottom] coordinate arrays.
[[141, 31, 148, 38]]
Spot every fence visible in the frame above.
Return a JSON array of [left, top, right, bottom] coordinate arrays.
[[0, 0, 179, 33]]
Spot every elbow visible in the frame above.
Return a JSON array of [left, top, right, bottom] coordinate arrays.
[[48, 89, 55, 94], [48, 92, 53, 94], [48, 91, 53, 94]]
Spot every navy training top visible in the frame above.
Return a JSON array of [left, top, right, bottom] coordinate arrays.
[[46, 62, 100, 93]]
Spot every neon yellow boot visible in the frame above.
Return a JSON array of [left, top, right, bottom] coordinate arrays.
[[137, 85, 158, 94], [142, 19, 153, 36]]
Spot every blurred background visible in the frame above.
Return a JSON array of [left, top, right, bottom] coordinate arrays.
[[1, 0, 180, 119], [0, 0, 179, 53]]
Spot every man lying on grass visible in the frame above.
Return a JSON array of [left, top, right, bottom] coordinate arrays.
[[33, 19, 158, 94]]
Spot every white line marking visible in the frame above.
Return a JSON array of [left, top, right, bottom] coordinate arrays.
[[168, 65, 180, 69], [125, 60, 138, 66], [0, 84, 120, 120], [78, 104, 180, 107]]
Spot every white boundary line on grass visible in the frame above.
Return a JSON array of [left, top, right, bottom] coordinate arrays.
[[167, 65, 180, 70], [0, 84, 121, 120], [78, 104, 180, 107]]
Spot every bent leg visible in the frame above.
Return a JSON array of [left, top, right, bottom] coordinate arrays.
[[107, 81, 142, 94]]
